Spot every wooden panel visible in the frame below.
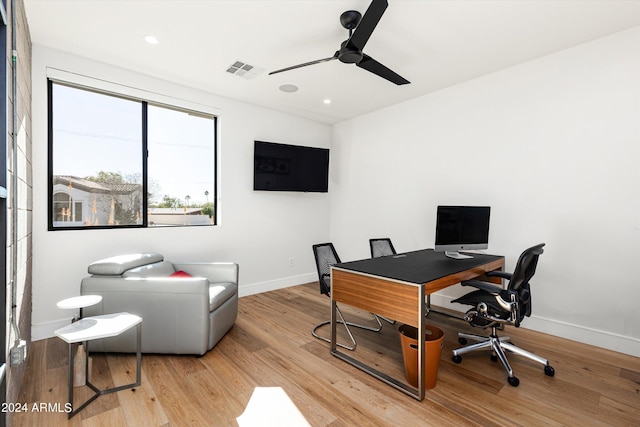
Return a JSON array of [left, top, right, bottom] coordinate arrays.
[[424, 258, 505, 293], [331, 268, 421, 326]]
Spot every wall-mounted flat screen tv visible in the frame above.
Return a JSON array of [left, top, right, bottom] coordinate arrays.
[[253, 140, 329, 192]]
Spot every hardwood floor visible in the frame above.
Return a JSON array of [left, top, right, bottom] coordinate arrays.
[[13, 283, 640, 426]]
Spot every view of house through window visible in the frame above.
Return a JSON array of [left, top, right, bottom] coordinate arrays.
[[49, 81, 216, 229]]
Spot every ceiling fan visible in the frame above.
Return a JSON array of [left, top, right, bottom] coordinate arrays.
[[269, 0, 410, 85]]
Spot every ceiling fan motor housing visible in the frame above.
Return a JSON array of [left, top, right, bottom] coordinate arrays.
[[338, 40, 363, 64]]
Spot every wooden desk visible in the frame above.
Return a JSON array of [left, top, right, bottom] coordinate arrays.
[[330, 249, 504, 400]]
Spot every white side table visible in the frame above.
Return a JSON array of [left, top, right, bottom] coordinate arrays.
[[57, 295, 103, 321], [55, 312, 142, 419], [56, 295, 103, 386]]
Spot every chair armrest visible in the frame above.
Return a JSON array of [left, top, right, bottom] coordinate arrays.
[[172, 262, 239, 284], [461, 279, 503, 294], [485, 270, 513, 280]]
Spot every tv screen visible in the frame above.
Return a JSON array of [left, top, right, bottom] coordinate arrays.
[[435, 206, 491, 259], [253, 141, 329, 192]]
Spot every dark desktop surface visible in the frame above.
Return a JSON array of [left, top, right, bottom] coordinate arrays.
[[334, 249, 504, 284]]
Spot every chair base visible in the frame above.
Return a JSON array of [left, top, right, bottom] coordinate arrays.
[[452, 328, 554, 386], [312, 305, 383, 351]]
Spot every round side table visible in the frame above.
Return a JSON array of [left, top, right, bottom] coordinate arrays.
[[56, 295, 103, 386], [57, 295, 103, 321]]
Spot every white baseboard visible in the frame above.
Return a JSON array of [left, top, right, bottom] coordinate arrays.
[[239, 273, 316, 297], [32, 317, 74, 341], [429, 294, 640, 357], [523, 316, 640, 357]]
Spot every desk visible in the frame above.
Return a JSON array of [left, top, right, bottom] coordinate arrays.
[[330, 249, 504, 400], [55, 312, 142, 418]]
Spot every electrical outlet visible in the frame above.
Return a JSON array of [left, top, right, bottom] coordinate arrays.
[[289, 257, 295, 267], [10, 340, 27, 366]]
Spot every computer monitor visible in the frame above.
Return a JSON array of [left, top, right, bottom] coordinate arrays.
[[434, 206, 491, 259]]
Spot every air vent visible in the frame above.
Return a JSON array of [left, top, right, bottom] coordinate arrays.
[[226, 60, 264, 80]]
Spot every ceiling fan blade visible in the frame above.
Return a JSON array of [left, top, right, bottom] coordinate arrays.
[[269, 54, 338, 75], [347, 0, 388, 51], [357, 54, 410, 85]]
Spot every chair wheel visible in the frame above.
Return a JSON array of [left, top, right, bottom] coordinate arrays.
[[491, 354, 498, 362], [452, 355, 462, 364], [544, 365, 555, 377], [458, 337, 467, 345], [508, 376, 520, 387]]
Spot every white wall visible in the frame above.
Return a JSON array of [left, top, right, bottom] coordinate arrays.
[[31, 46, 331, 339], [330, 27, 640, 356]]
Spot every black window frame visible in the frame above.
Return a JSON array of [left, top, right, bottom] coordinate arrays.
[[47, 79, 218, 231]]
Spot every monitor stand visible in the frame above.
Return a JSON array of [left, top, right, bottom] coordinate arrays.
[[445, 251, 473, 260]]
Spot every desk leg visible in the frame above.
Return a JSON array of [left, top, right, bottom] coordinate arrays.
[[330, 297, 337, 352], [418, 287, 426, 401], [330, 283, 426, 401]]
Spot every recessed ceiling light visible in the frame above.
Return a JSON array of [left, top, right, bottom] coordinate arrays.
[[144, 35, 159, 45], [279, 84, 299, 93], [323, 99, 332, 104]]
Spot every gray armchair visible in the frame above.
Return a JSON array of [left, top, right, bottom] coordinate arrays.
[[80, 253, 238, 355]]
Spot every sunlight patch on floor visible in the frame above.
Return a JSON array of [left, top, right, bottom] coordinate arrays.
[[236, 387, 311, 427]]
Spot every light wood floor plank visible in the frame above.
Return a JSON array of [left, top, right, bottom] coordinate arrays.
[[14, 282, 640, 426], [108, 354, 170, 427]]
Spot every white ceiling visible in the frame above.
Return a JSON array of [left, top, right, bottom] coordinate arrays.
[[24, 0, 640, 124]]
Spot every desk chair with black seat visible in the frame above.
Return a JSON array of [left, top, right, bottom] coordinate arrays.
[[312, 243, 382, 350], [369, 238, 396, 258], [451, 243, 555, 386]]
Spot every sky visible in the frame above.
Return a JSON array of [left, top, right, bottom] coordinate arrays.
[[52, 83, 215, 206]]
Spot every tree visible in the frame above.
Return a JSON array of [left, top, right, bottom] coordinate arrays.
[[85, 171, 126, 184], [155, 195, 182, 209], [84, 171, 141, 225]]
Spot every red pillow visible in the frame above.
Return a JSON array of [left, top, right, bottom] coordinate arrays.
[[169, 270, 192, 278]]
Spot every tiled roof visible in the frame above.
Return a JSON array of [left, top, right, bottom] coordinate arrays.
[[54, 175, 140, 194]]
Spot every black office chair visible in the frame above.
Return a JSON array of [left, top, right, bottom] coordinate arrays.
[[312, 243, 382, 351], [451, 243, 555, 386], [369, 238, 396, 258]]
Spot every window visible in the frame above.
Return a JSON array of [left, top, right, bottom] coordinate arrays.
[[48, 80, 217, 230]]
